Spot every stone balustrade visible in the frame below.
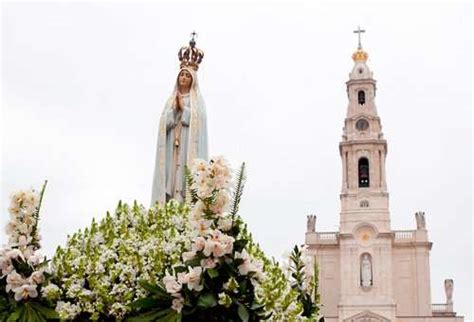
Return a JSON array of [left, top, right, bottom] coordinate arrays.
[[393, 229, 416, 241], [305, 231, 339, 245], [432, 303, 456, 317]]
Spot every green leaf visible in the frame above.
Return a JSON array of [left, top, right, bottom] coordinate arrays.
[[7, 307, 22, 322], [237, 304, 249, 322], [233, 258, 244, 266], [138, 281, 171, 299], [250, 302, 265, 310], [207, 268, 219, 279], [29, 303, 59, 320], [128, 298, 158, 310], [184, 257, 201, 267], [126, 308, 172, 322], [238, 279, 248, 294], [173, 266, 187, 274], [184, 167, 199, 204], [197, 293, 217, 308], [20, 304, 34, 322], [230, 163, 246, 218], [157, 310, 180, 322], [233, 240, 248, 252]]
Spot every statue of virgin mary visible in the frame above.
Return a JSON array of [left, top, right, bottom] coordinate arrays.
[[151, 35, 208, 205]]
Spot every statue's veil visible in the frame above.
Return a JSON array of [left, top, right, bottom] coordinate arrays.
[[151, 67, 208, 205]]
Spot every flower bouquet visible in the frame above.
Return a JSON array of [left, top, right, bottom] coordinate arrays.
[[0, 182, 59, 321], [2, 157, 321, 321]]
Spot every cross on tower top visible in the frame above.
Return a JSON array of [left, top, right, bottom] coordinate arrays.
[[353, 26, 366, 49]]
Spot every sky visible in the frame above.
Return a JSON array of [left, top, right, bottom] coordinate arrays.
[[1, 1, 472, 320]]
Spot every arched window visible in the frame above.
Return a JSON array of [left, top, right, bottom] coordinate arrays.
[[358, 158, 370, 187], [358, 90, 366, 105]]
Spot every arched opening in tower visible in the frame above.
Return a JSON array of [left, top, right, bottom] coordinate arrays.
[[358, 90, 366, 105], [358, 157, 370, 187]]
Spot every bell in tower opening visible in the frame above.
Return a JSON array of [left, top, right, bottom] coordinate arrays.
[[358, 157, 370, 187], [358, 90, 366, 105]]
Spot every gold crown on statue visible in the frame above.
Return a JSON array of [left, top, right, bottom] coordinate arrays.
[[178, 31, 204, 71]]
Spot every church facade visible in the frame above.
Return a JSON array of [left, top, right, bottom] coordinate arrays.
[[305, 40, 464, 322]]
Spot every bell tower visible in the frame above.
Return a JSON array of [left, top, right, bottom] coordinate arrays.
[[339, 27, 390, 234], [306, 27, 463, 322]]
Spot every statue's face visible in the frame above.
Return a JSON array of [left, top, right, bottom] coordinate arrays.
[[178, 70, 193, 90]]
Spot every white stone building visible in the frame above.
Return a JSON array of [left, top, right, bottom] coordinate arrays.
[[305, 39, 464, 322]]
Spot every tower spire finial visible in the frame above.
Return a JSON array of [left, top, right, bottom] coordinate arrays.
[[352, 26, 368, 62], [353, 25, 366, 50]]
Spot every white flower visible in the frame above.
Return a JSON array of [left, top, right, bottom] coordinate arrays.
[[23, 214, 36, 227], [18, 235, 29, 247], [191, 159, 209, 174], [190, 201, 205, 221], [218, 233, 234, 256], [0, 252, 13, 277], [27, 251, 44, 266], [203, 239, 217, 257], [17, 223, 29, 235], [184, 266, 203, 292], [110, 303, 127, 318], [218, 292, 232, 307], [252, 259, 266, 282], [191, 219, 213, 236], [171, 216, 184, 231], [163, 272, 182, 294], [171, 294, 184, 313], [91, 233, 105, 246], [182, 251, 196, 262], [6, 270, 25, 292], [210, 191, 230, 215], [203, 230, 234, 258], [163, 242, 174, 255], [200, 257, 218, 269], [217, 217, 232, 232], [13, 284, 38, 301], [210, 156, 232, 190], [29, 270, 45, 284], [10, 191, 26, 207], [191, 236, 206, 253], [223, 277, 239, 293], [287, 301, 297, 313], [66, 283, 84, 298], [56, 301, 81, 320], [41, 283, 61, 300], [22, 246, 34, 260], [0, 263, 13, 277], [235, 249, 252, 275], [8, 205, 21, 217], [6, 249, 25, 262], [24, 190, 40, 206]]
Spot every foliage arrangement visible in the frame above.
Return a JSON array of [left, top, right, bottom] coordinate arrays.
[[50, 200, 190, 320], [129, 158, 268, 321], [129, 157, 321, 321], [1, 156, 322, 321], [0, 181, 58, 321]]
